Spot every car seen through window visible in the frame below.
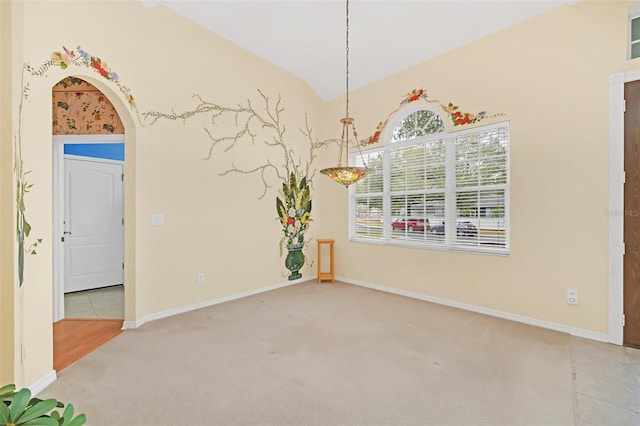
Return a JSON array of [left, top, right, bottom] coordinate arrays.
[[391, 218, 431, 232]]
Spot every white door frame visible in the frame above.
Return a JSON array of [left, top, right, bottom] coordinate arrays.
[[609, 69, 640, 345], [52, 134, 125, 322]]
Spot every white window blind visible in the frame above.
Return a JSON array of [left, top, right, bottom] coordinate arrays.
[[453, 127, 508, 249], [350, 108, 509, 254], [353, 149, 384, 240]]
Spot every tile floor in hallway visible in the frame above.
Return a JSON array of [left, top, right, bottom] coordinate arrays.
[[64, 285, 124, 319], [571, 335, 640, 425]]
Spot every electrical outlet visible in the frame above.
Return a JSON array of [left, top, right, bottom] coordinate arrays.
[[567, 288, 578, 305], [198, 273, 205, 284]]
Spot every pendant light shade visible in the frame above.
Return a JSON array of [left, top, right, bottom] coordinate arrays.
[[320, 166, 368, 186], [321, 118, 368, 186]]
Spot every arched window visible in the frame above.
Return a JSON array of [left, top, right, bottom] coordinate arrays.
[[391, 109, 445, 142], [350, 107, 509, 254]]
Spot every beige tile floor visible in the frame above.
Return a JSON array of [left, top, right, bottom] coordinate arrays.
[[64, 285, 124, 319], [572, 335, 640, 425]]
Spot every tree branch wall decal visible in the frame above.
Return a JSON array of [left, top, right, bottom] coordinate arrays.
[[144, 89, 338, 279]]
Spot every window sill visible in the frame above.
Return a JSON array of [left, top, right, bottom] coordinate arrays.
[[349, 236, 510, 256]]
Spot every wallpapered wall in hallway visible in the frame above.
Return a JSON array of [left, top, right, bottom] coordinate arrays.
[[52, 77, 124, 134]]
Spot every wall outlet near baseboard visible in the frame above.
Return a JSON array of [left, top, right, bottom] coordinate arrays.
[[198, 273, 205, 284], [567, 288, 578, 305]]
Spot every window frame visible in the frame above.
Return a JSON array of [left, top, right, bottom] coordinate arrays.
[[348, 106, 510, 255], [630, 7, 640, 59]]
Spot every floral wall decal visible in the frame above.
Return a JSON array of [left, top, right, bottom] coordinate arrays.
[[145, 90, 336, 279], [401, 88, 428, 104], [442, 102, 490, 126], [26, 46, 141, 124], [15, 45, 136, 286], [277, 173, 312, 280], [362, 88, 505, 145], [52, 78, 124, 134]]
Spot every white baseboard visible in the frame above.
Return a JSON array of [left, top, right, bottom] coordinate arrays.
[[338, 276, 609, 343], [120, 273, 608, 343], [29, 370, 57, 396], [122, 276, 314, 330]]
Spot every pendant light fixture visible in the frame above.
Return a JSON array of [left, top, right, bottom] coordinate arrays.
[[320, 0, 368, 187]]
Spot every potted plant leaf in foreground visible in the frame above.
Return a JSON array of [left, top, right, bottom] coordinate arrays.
[[0, 384, 86, 426]]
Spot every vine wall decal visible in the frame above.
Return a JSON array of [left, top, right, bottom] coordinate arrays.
[[362, 88, 505, 145], [15, 69, 42, 287]]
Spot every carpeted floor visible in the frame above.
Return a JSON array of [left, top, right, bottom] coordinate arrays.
[[41, 281, 575, 425]]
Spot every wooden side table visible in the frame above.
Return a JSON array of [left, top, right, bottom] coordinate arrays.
[[317, 239, 335, 283]]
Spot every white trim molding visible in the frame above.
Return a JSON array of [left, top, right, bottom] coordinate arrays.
[[29, 370, 57, 396], [609, 69, 640, 345], [122, 271, 608, 341], [340, 276, 609, 343], [122, 277, 313, 330]]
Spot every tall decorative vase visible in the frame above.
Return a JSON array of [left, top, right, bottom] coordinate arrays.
[[285, 243, 305, 281]]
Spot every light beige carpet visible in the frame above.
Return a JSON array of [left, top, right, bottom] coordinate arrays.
[[42, 282, 574, 425]]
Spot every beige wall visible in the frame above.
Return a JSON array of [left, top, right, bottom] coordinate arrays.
[[7, 0, 326, 386], [0, 0, 15, 386], [320, 0, 640, 334], [4, 0, 639, 388]]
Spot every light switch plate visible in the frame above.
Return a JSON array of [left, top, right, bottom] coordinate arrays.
[[151, 214, 164, 226]]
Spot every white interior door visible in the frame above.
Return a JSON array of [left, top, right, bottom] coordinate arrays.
[[64, 156, 124, 293]]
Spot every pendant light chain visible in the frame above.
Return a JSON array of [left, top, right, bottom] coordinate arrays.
[[345, 0, 367, 167], [319, 0, 369, 186], [345, 0, 350, 119]]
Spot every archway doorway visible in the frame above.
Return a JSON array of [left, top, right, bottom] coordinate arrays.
[[51, 77, 126, 370]]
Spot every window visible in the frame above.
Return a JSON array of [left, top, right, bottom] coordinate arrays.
[[631, 7, 640, 59], [350, 108, 509, 254]]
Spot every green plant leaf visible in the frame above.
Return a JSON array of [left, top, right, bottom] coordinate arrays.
[[299, 176, 306, 190], [60, 404, 73, 422], [276, 197, 285, 220], [17, 399, 58, 423], [0, 402, 10, 424], [18, 240, 24, 287], [64, 412, 86, 426], [289, 173, 297, 194], [20, 416, 59, 426], [23, 217, 32, 237], [0, 384, 16, 398], [56, 403, 86, 426], [9, 388, 30, 421]]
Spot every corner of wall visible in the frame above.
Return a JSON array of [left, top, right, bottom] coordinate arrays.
[[0, 0, 16, 386]]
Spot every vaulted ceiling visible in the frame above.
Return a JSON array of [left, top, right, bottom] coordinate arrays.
[[144, 1, 575, 101]]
